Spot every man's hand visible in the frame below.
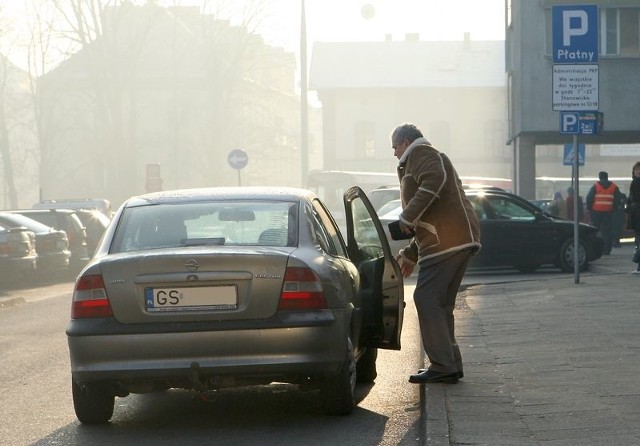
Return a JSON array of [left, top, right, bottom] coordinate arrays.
[[399, 221, 415, 236], [395, 254, 415, 278]]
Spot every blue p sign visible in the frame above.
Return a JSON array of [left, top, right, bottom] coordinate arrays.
[[560, 112, 579, 134], [553, 5, 598, 63]]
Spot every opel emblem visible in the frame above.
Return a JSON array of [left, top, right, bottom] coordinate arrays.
[[185, 259, 200, 271]]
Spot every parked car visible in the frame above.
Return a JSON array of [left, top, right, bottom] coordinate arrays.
[[10, 209, 90, 271], [75, 209, 111, 255], [66, 186, 404, 423], [370, 184, 505, 215], [377, 188, 604, 273], [0, 212, 70, 275], [0, 224, 37, 283], [368, 185, 401, 212], [33, 198, 112, 218]]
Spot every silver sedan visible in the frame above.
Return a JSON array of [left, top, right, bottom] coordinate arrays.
[[67, 186, 404, 423]]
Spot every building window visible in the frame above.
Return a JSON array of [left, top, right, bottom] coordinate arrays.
[[601, 8, 640, 56], [354, 121, 375, 158]]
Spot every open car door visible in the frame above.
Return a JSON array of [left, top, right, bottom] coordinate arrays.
[[343, 186, 404, 350]]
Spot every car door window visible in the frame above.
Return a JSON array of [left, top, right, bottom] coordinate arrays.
[[350, 198, 384, 261], [486, 196, 535, 221], [311, 200, 347, 257], [471, 200, 487, 220]]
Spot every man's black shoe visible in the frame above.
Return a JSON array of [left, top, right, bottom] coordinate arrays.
[[409, 370, 459, 384], [418, 369, 463, 379]]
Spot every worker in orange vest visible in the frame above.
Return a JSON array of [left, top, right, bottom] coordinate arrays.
[[586, 171, 623, 255]]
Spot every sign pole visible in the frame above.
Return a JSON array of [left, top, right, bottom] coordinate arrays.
[[573, 134, 580, 284], [553, 4, 599, 285]]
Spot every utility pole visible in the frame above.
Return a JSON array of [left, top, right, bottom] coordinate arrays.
[[300, 0, 308, 187]]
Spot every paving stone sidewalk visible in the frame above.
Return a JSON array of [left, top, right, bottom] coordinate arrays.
[[426, 244, 640, 445]]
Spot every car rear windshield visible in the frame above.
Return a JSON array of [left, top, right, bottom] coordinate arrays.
[[110, 200, 298, 253]]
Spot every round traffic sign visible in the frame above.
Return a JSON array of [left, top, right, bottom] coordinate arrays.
[[227, 149, 248, 170]]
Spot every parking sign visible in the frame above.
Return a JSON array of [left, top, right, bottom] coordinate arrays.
[[552, 5, 598, 64]]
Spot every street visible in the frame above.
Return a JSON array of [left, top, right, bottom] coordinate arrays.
[[0, 279, 424, 446]]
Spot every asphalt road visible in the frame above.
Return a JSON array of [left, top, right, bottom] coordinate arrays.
[[0, 279, 425, 446]]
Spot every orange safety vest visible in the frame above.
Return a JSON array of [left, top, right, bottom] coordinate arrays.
[[592, 182, 616, 212]]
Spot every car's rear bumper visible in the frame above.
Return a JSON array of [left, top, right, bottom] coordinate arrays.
[[37, 253, 70, 271], [0, 257, 37, 276], [67, 310, 349, 385]]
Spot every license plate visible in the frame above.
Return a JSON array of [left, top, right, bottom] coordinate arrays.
[[145, 286, 237, 312]]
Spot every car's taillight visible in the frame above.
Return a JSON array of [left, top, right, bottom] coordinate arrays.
[[72, 274, 113, 318], [278, 267, 327, 310]]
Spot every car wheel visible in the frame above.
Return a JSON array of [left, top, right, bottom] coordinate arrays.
[[558, 238, 588, 272], [72, 379, 115, 424], [356, 347, 377, 383], [322, 338, 357, 415]]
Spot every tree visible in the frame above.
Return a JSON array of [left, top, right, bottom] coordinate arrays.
[[0, 3, 41, 208], [31, 0, 299, 206]]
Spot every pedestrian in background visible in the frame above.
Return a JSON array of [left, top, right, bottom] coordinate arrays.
[[548, 191, 567, 219], [566, 187, 584, 223], [586, 171, 623, 255], [391, 123, 481, 384], [625, 161, 640, 273]]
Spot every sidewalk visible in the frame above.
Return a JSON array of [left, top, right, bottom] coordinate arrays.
[[426, 243, 640, 445]]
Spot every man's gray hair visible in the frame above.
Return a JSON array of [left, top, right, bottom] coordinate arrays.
[[391, 123, 423, 146]]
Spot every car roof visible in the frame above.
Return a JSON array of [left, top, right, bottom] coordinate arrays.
[[124, 187, 318, 208], [465, 188, 542, 208], [12, 208, 77, 215]]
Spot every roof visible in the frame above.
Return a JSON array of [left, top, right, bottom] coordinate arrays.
[[309, 40, 505, 89], [126, 187, 317, 206]]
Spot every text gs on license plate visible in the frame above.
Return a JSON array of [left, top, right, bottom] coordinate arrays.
[[145, 286, 237, 312]]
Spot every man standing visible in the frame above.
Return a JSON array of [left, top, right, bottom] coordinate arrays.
[[586, 171, 623, 255], [391, 123, 481, 384]]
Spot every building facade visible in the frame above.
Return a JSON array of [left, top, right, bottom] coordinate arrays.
[[309, 37, 510, 181], [37, 4, 316, 208], [508, 0, 640, 198]]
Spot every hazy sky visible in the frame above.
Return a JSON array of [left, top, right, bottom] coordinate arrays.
[[224, 0, 506, 52], [1, 0, 505, 72]]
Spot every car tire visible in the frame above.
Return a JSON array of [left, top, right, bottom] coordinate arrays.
[[558, 238, 588, 272], [356, 347, 377, 383], [72, 379, 115, 424], [322, 338, 357, 416]]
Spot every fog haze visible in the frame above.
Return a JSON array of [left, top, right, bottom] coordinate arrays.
[[0, 0, 504, 210]]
